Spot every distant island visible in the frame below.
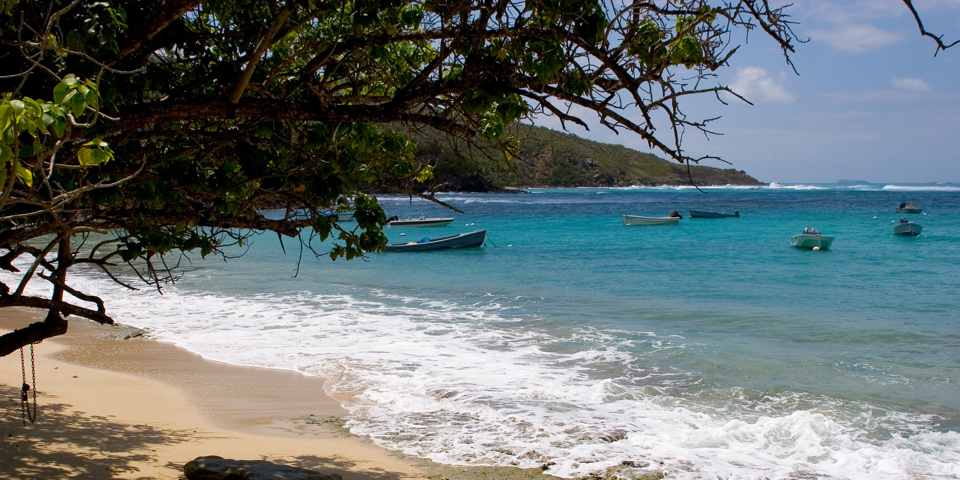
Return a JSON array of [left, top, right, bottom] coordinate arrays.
[[837, 179, 872, 185], [401, 124, 765, 191]]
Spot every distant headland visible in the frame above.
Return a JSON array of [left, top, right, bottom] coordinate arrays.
[[402, 123, 765, 192]]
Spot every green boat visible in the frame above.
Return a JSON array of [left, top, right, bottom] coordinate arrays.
[[791, 228, 834, 250]]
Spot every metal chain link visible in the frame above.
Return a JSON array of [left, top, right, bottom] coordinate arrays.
[[20, 343, 38, 424]]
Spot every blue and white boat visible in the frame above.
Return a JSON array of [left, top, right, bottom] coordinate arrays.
[[385, 230, 486, 252]]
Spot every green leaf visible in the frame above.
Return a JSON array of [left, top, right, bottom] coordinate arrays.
[[67, 91, 86, 117], [77, 147, 92, 165], [0, 104, 10, 131], [16, 162, 32, 187], [9, 100, 24, 116], [0, 144, 11, 164], [21, 117, 37, 136], [23, 98, 42, 117], [53, 82, 70, 104], [415, 164, 434, 183], [62, 74, 78, 86], [51, 117, 65, 138], [90, 148, 111, 165], [60, 89, 76, 106], [65, 30, 84, 50]]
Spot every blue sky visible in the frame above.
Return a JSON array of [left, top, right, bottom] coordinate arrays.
[[532, 0, 960, 184]]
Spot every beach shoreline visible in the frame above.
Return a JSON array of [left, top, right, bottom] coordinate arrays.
[[1, 307, 564, 480], [0, 307, 428, 479]]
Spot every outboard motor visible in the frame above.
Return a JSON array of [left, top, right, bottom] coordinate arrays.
[[669, 210, 683, 219]]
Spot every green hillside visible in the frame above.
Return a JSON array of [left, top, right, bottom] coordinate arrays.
[[405, 123, 763, 191]]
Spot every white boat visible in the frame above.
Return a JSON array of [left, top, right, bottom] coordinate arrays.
[[325, 211, 353, 221], [387, 216, 455, 227], [893, 219, 922, 236], [790, 227, 834, 250], [622, 215, 680, 226]]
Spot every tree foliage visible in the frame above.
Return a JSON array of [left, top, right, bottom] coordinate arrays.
[[0, 0, 953, 355]]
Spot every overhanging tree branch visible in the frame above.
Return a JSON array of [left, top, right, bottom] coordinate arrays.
[[903, 0, 959, 56]]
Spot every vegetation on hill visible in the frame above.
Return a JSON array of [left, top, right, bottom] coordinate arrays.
[[406, 124, 763, 191]]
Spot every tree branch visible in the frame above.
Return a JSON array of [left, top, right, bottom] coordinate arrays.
[[903, 0, 959, 56]]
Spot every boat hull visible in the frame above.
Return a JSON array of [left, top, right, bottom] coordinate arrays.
[[388, 217, 455, 227], [895, 208, 922, 214], [385, 230, 486, 252], [622, 215, 680, 226], [689, 210, 739, 218], [893, 223, 922, 236], [791, 234, 834, 249], [324, 212, 353, 221]]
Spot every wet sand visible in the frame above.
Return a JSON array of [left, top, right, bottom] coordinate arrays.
[[0, 307, 426, 480], [0, 307, 564, 480]]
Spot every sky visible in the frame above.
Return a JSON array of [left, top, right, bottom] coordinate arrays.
[[530, 0, 960, 184]]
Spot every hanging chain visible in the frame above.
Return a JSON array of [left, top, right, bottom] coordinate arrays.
[[20, 343, 38, 425]]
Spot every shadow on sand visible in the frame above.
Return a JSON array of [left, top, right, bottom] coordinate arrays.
[[0, 383, 193, 479]]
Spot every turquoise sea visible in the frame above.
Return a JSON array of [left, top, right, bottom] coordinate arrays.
[[36, 183, 960, 478]]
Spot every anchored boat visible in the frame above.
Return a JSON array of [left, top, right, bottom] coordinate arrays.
[[893, 218, 922, 236], [689, 210, 740, 218], [791, 227, 834, 250], [384, 230, 486, 252], [622, 215, 680, 226], [895, 203, 922, 214], [387, 216, 455, 227]]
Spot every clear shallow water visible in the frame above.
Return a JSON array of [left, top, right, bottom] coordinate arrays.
[[13, 183, 960, 479]]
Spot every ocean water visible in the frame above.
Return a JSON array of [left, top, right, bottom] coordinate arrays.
[[12, 183, 960, 479]]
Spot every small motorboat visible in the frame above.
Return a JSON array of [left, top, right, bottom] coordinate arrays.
[[384, 230, 486, 252], [893, 218, 922, 236], [387, 216, 455, 227], [622, 215, 680, 226], [325, 211, 354, 221], [290, 209, 354, 221], [689, 210, 740, 218], [895, 202, 922, 214], [791, 227, 834, 250]]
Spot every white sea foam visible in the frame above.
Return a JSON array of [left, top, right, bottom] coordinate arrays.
[[881, 184, 960, 192], [765, 183, 827, 190], [4, 264, 959, 479]]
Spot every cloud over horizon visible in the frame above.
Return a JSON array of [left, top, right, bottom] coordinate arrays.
[[810, 23, 906, 52], [892, 77, 932, 91], [728, 67, 795, 104]]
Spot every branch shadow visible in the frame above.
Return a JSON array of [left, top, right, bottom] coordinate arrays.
[[0, 384, 192, 479], [286, 454, 412, 480]]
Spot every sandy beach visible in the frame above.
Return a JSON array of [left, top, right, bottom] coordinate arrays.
[[0, 307, 431, 480]]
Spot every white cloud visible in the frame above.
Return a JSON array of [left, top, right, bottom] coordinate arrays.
[[728, 67, 795, 104], [892, 77, 932, 91], [809, 23, 906, 52]]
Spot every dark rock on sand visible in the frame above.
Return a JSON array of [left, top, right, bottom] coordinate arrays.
[[101, 323, 146, 339], [184, 456, 342, 480]]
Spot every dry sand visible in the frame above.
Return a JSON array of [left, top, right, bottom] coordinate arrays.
[[0, 307, 430, 480]]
